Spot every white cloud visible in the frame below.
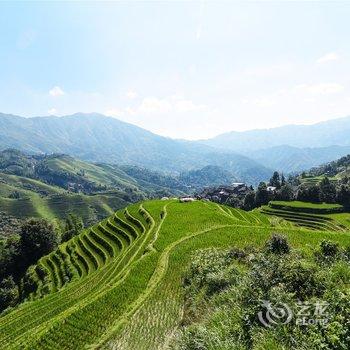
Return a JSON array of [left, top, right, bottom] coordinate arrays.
[[49, 86, 65, 97], [316, 52, 339, 64], [48, 108, 57, 115], [126, 90, 138, 99], [294, 83, 344, 95]]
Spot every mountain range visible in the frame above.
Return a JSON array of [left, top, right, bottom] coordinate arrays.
[[203, 116, 350, 151], [1, 112, 350, 182], [0, 113, 271, 185], [245, 144, 350, 173]]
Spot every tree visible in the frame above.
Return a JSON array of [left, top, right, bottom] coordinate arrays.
[[296, 185, 320, 203], [308, 185, 321, 203], [337, 185, 350, 209], [255, 182, 269, 207], [269, 171, 281, 189], [0, 276, 18, 312], [281, 173, 286, 186], [19, 219, 58, 269], [288, 175, 300, 186], [341, 176, 349, 185], [226, 196, 243, 208], [277, 184, 294, 201], [243, 191, 256, 211], [0, 235, 20, 281], [319, 177, 336, 203], [61, 213, 84, 242]]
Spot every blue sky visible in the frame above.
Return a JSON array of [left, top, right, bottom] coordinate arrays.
[[0, 1, 349, 139]]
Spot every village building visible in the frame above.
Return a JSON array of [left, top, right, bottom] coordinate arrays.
[[266, 186, 277, 193]]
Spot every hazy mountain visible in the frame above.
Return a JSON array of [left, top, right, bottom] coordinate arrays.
[[245, 145, 350, 173], [179, 165, 237, 190], [203, 116, 350, 152], [0, 113, 271, 184]]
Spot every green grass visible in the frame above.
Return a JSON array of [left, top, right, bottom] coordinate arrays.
[[1, 199, 350, 349]]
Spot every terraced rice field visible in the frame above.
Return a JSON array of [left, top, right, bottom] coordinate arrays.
[[261, 201, 350, 231], [1, 199, 350, 349], [299, 175, 339, 186]]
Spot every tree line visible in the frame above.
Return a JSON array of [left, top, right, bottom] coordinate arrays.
[[243, 171, 350, 210]]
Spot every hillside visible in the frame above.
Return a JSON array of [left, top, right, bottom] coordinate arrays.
[[1, 199, 350, 349], [296, 153, 350, 187], [0, 171, 132, 229], [307, 154, 350, 178], [0, 113, 271, 184], [179, 165, 237, 189], [0, 149, 187, 228]]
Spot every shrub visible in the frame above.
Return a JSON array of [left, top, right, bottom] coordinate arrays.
[[315, 240, 341, 264], [280, 260, 325, 299], [265, 234, 290, 255], [175, 239, 350, 350]]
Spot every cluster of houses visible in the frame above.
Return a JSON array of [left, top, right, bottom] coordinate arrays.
[[164, 182, 278, 205], [197, 182, 251, 203]]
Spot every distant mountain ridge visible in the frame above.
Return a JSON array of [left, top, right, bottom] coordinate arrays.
[[2, 112, 350, 181], [0, 113, 272, 184], [245, 145, 350, 173], [202, 116, 350, 151], [200, 116, 350, 173]]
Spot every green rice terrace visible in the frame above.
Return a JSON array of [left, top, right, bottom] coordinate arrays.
[[300, 174, 340, 186], [1, 199, 350, 349], [261, 200, 350, 231]]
